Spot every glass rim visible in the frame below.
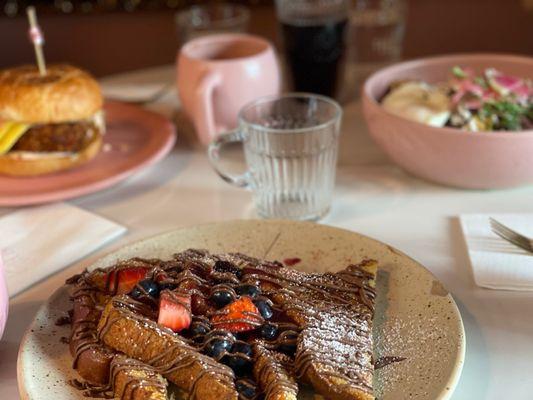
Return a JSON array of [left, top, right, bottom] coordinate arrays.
[[175, 3, 251, 30], [238, 93, 343, 134]]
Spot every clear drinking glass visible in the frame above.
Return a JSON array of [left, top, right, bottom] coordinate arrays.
[[343, 0, 406, 100], [208, 94, 342, 221], [175, 3, 251, 46]]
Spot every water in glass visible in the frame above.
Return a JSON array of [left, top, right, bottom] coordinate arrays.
[[208, 94, 342, 221]]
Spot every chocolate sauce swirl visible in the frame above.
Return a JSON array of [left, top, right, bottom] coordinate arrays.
[[66, 250, 377, 400]]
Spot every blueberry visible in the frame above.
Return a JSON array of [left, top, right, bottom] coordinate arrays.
[[204, 338, 232, 358], [260, 323, 278, 340], [129, 287, 142, 299], [253, 299, 273, 319], [236, 380, 257, 399], [232, 341, 253, 358], [191, 323, 209, 337], [222, 354, 252, 375], [129, 279, 160, 299], [214, 260, 243, 278], [210, 289, 235, 308], [236, 284, 260, 298], [193, 335, 205, 344]]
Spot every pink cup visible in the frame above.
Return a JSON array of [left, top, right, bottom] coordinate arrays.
[[0, 253, 8, 339], [177, 33, 280, 145]]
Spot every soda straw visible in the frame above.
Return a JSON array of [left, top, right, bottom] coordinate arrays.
[[26, 6, 46, 76]]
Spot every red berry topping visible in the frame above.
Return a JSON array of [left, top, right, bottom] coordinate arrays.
[[211, 296, 263, 332], [283, 258, 301, 267], [158, 290, 192, 332], [154, 271, 169, 283], [107, 267, 149, 295]]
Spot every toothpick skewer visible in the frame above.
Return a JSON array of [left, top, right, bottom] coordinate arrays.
[[26, 6, 47, 76]]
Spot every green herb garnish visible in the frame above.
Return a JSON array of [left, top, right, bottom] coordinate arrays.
[[452, 66, 467, 79], [474, 76, 488, 89], [527, 104, 533, 121], [479, 101, 529, 131]]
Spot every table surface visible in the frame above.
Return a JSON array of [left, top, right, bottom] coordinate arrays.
[[1, 65, 532, 400]]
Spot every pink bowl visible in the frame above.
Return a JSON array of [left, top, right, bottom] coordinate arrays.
[[362, 54, 533, 189]]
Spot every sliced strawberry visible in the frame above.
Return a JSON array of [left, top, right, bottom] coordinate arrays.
[[107, 267, 149, 295], [158, 290, 192, 332], [154, 271, 169, 283], [210, 296, 263, 332]]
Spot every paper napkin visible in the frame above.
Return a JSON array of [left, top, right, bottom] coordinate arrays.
[[0, 203, 127, 297], [460, 214, 533, 290]]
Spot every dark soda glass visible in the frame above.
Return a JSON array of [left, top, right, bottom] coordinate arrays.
[[280, 17, 348, 97]]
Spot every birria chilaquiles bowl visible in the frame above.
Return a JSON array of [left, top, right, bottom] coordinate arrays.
[[362, 53, 533, 189]]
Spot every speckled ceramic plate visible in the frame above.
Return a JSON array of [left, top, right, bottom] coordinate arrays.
[[18, 220, 465, 400]]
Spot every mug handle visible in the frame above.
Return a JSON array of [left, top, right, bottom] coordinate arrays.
[[207, 129, 251, 189], [193, 71, 222, 145]]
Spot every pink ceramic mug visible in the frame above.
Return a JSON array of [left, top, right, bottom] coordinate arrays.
[[177, 33, 280, 145], [0, 252, 8, 339]]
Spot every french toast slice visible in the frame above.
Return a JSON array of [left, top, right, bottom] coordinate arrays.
[[97, 295, 238, 400], [242, 259, 377, 400], [67, 258, 164, 385], [253, 343, 298, 400], [69, 278, 114, 384], [110, 355, 168, 400]]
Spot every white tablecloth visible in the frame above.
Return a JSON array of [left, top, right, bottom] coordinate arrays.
[[1, 65, 532, 399]]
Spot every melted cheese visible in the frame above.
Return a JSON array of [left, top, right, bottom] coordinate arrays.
[[0, 122, 30, 155]]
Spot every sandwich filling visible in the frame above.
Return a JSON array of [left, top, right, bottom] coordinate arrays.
[[0, 111, 104, 156]]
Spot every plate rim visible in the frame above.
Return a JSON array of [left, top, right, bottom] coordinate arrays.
[[17, 219, 466, 400], [0, 100, 176, 207]]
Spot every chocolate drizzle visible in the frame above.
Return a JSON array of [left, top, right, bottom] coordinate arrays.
[[55, 314, 72, 326], [253, 344, 298, 400], [109, 355, 167, 399], [97, 295, 236, 400], [239, 258, 377, 395], [68, 379, 113, 398], [65, 250, 378, 400], [68, 356, 168, 399], [69, 281, 112, 372], [374, 356, 406, 370]]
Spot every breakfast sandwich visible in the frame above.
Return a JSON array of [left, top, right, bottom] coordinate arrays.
[[0, 64, 104, 176]]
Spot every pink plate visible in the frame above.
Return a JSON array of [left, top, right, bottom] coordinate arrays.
[[0, 101, 176, 206]]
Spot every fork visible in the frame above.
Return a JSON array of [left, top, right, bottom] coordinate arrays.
[[489, 218, 533, 254]]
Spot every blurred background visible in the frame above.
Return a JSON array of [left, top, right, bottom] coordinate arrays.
[[1, 0, 532, 77]]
